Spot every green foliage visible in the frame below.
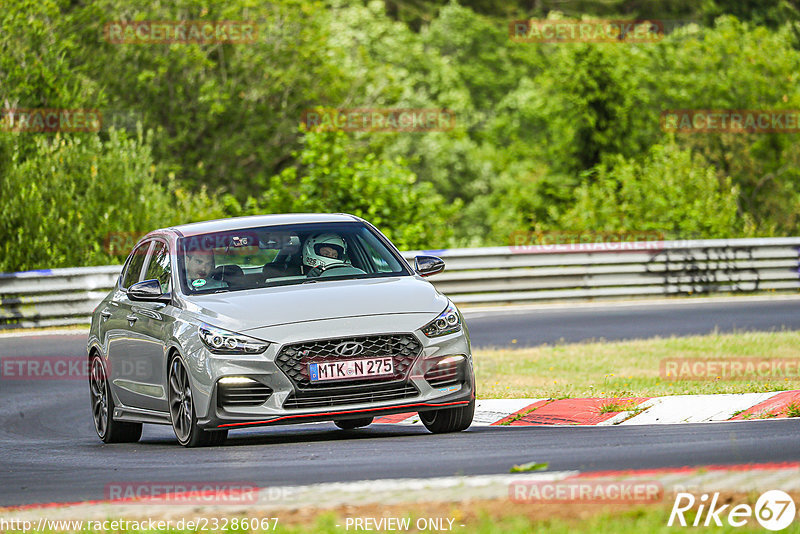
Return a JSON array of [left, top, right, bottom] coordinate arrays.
[[652, 17, 800, 233], [254, 128, 458, 250], [2, 0, 800, 272], [384, 0, 800, 33], [73, 0, 356, 194], [0, 0, 101, 109], [555, 143, 749, 239], [490, 38, 658, 181], [0, 130, 222, 272]]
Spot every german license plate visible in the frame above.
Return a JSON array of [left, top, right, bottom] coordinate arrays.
[[309, 358, 394, 382]]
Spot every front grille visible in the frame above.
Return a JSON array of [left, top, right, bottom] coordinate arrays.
[[275, 334, 422, 388], [283, 382, 419, 409], [217, 381, 272, 407]]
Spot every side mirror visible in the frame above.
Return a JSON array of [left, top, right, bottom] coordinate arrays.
[[127, 279, 171, 304], [414, 255, 445, 277]]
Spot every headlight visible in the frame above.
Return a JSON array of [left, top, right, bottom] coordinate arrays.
[[422, 302, 462, 338], [199, 324, 269, 354]]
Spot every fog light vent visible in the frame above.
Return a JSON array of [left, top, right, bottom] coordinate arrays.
[[217, 377, 272, 407], [424, 355, 466, 388]]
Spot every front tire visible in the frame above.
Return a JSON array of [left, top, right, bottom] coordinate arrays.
[[89, 355, 142, 443], [419, 400, 474, 434], [168, 356, 227, 447], [334, 417, 373, 430]]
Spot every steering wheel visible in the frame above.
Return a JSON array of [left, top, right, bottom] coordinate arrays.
[[307, 263, 365, 278], [321, 263, 353, 272]]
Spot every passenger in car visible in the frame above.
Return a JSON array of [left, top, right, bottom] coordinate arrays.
[[184, 248, 228, 290]]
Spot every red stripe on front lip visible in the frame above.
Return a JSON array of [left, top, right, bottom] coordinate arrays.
[[216, 401, 470, 428]]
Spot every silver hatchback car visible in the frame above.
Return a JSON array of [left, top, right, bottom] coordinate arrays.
[[88, 214, 475, 446]]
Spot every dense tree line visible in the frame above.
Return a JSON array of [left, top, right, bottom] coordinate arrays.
[[1, 0, 799, 271]]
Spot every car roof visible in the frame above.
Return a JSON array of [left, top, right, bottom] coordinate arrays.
[[165, 213, 362, 237]]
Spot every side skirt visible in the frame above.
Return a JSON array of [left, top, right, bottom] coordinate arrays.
[[113, 405, 172, 425]]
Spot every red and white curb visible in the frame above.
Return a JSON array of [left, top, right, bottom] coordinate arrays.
[[373, 390, 800, 426], [573, 462, 800, 494]]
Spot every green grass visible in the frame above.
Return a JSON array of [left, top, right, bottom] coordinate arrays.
[[509, 461, 549, 473], [0, 324, 89, 334], [597, 401, 640, 414], [461, 507, 800, 533], [741, 411, 778, 420], [473, 330, 800, 399], [786, 403, 800, 418]]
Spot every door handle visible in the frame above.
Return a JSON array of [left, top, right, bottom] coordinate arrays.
[[100, 310, 112, 319], [126, 314, 138, 323]]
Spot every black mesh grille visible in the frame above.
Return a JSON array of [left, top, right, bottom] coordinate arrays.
[[425, 369, 460, 387], [275, 334, 422, 388], [283, 382, 419, 409], [424, 358, 465, 388], [217, 381, 272, 407]]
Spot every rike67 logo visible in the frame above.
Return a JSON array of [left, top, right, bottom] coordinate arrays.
[[669, 490, 796, 531]]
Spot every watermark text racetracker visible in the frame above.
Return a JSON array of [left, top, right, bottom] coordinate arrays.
[[103, 230, 275, 255], [1, 356, 151, 380], [105, 481, 292, 505], [660, 358, 800, 381], [0, 517, 280, 533], [662, 109, 800, 133], [510, 230, 665, 254], [510, 19, 665, 43], [103, 20, 258, 44], [0, 109, 101, 133], [301, 108, 457, 132], [510, 480, 663, 504]]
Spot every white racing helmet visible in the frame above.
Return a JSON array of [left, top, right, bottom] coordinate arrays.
[[302, 233, 348, 270]]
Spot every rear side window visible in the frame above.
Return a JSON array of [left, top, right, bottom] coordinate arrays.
[[121, 241, 150, 289], [143, 241, 171, 293]]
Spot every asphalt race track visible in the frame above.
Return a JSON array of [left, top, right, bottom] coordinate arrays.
[[465, 296, 800, 347], [2, 297, 800, 506]]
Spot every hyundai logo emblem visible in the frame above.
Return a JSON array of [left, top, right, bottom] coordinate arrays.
[[334, 341, 364, 357]]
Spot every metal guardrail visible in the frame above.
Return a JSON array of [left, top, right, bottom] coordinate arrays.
[[1, 238, 798, 329]]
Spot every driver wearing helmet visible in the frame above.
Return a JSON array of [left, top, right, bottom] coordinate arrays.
[[302, 233, 348, 277]]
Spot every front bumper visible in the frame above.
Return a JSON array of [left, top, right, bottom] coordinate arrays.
[[188, 325, 475, 430]]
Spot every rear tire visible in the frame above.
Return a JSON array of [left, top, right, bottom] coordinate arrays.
[[419, 400, 474, 434], [168, 355, 227, 447], [89, 355, 142, 443], [334, 417, 374, 430]]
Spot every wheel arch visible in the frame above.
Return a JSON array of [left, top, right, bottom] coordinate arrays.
[[87, 343, 103, 364], [165, 343, 183, 376]]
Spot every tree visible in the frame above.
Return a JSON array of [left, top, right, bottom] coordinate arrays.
[[0, 129, 223, 271], [255, 127, 459, 250], [555, 143, 750, 239]]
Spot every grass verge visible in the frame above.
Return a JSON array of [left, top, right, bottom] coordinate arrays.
[[10, 493, 798, 533], [473, 330, 800, 399]]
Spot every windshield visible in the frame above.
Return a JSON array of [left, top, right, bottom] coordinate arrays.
[[177, 221, 410, 294]]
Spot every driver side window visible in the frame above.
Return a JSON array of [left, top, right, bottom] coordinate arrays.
[[121, 241, 151, 289]]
